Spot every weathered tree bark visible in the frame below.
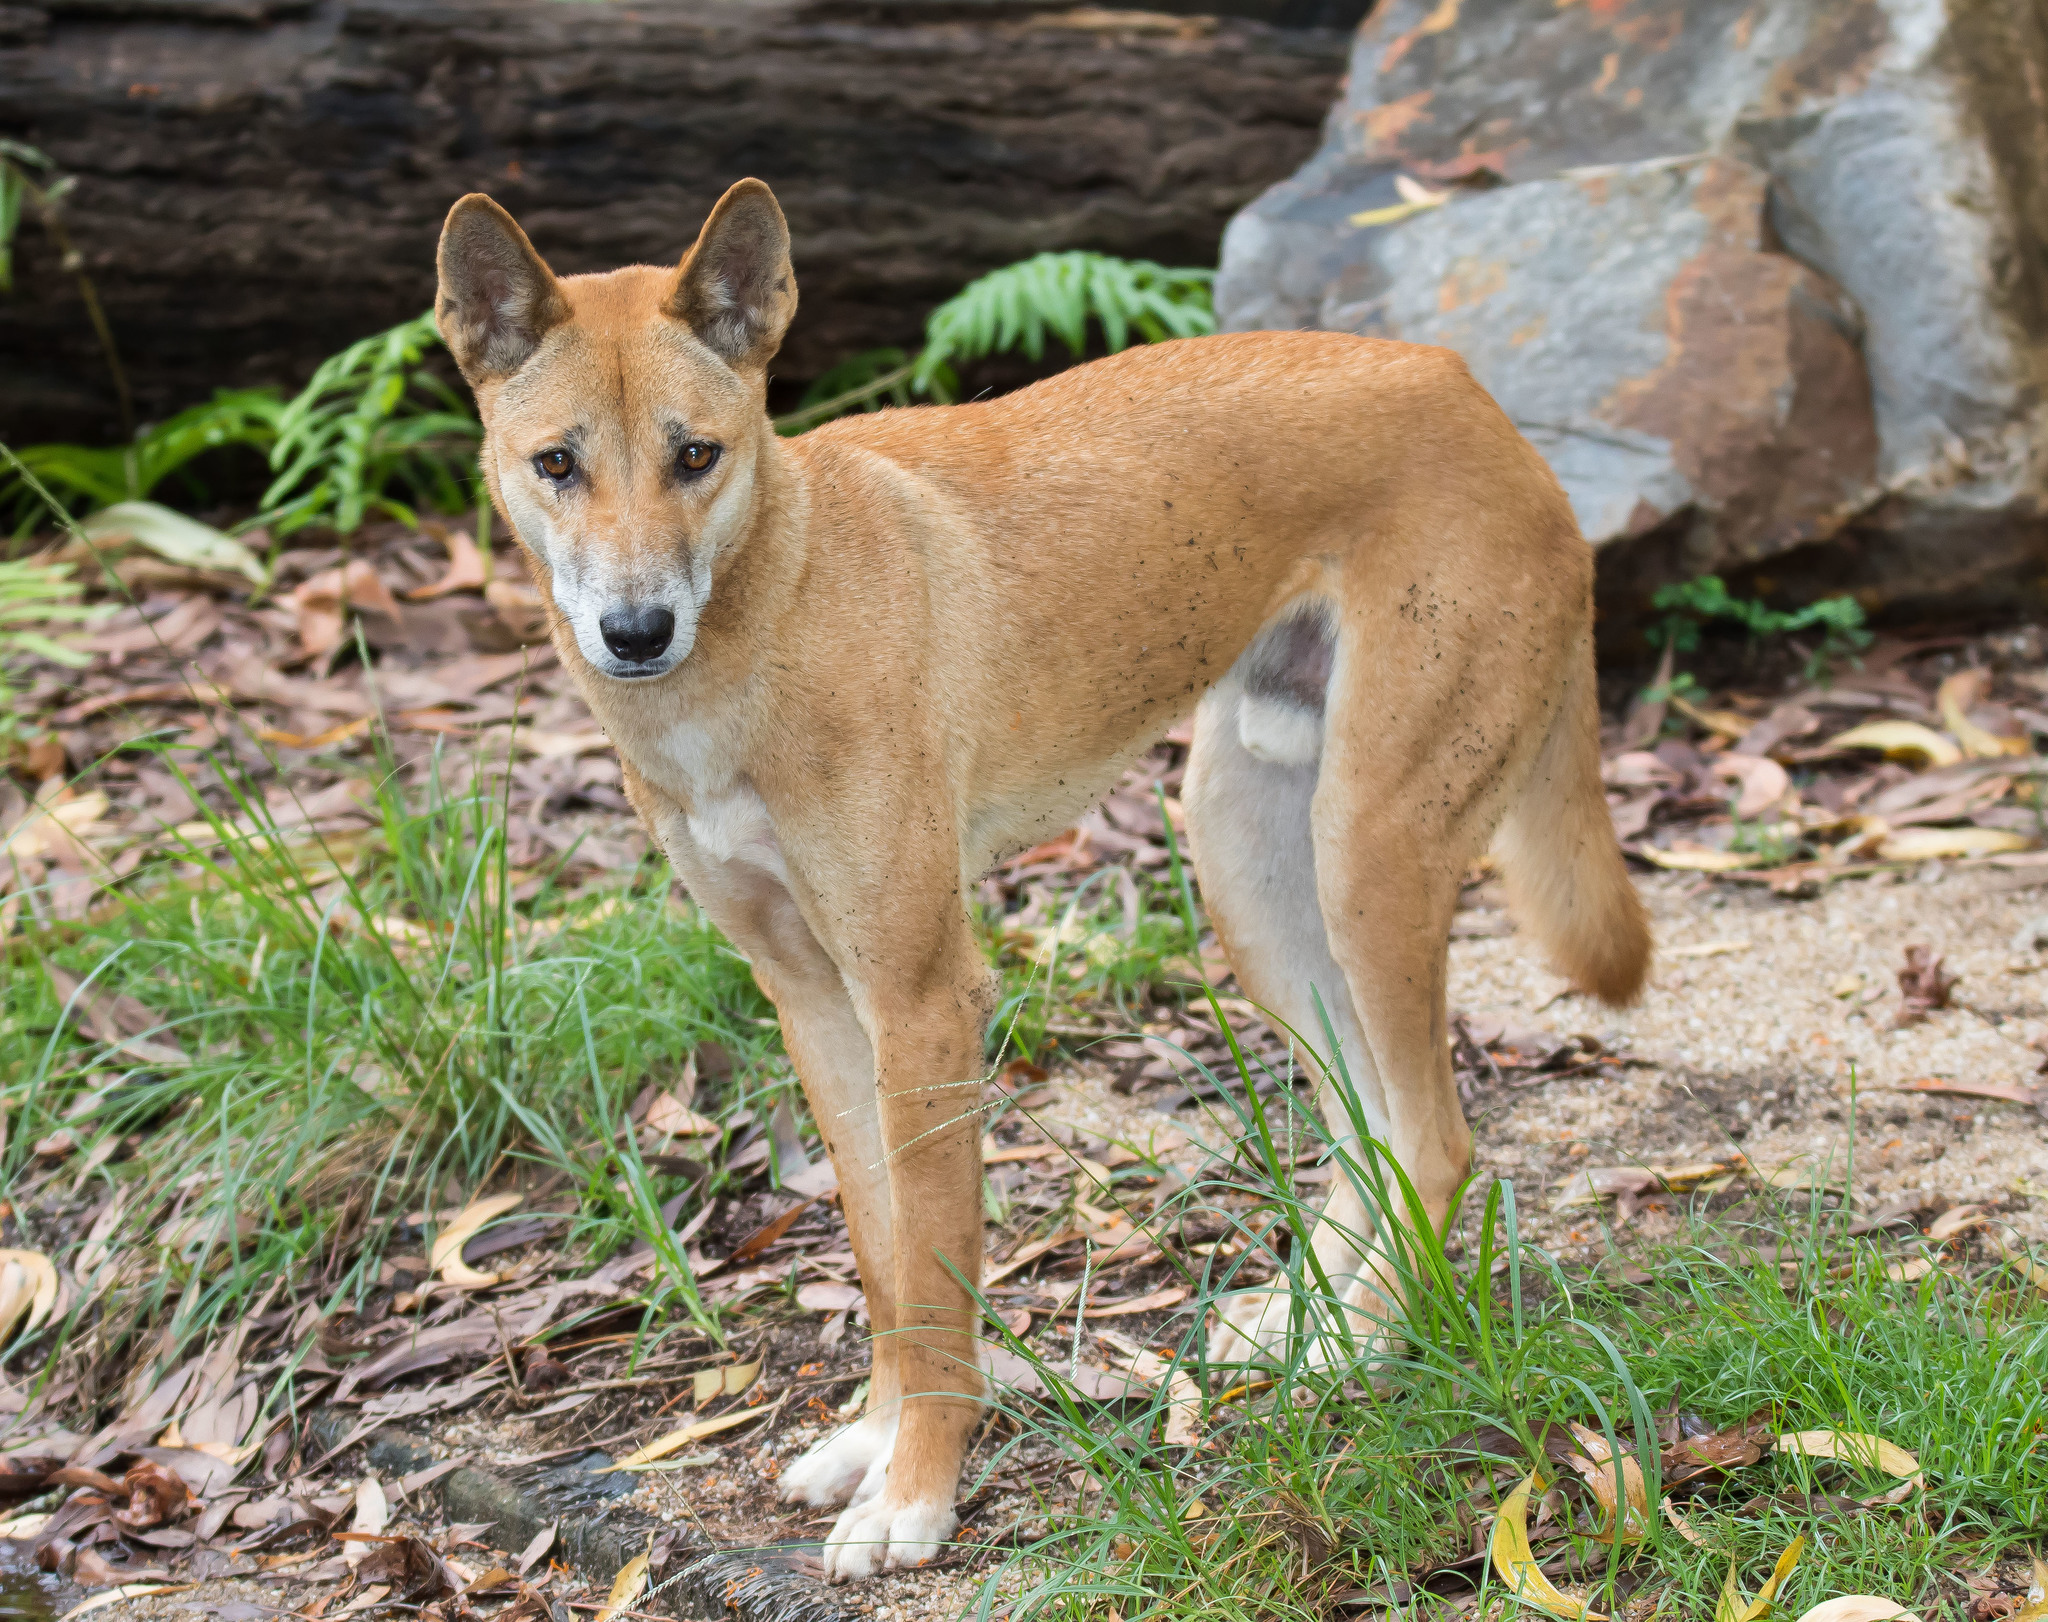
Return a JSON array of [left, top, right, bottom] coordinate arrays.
[[0, 0, 1347, 443]]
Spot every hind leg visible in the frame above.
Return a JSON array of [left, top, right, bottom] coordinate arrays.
[[1303, 606, 1529, 1318], [1183, 667, 1401, 1366]]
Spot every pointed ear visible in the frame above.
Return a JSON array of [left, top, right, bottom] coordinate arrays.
[[665, 179, 797, 371], [435, 194, 571, 384]]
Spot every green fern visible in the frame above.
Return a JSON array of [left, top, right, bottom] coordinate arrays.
[[911, 251, 1214, 398], [1, 390, 283, 535], [0, 553, 101, 744], [261, 311, 482, 536]]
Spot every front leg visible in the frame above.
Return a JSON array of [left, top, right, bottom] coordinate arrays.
[[619, 765, 911, 1511], [816, 918, 993, 1580]]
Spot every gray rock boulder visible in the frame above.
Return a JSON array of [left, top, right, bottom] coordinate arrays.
[[1217, 0, 2048, 618]]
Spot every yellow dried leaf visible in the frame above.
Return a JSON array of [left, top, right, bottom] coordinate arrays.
[[1661, 1499, 1708, 1549], [1876, 827, 2032, 862], [1937, 672, 2029, 760], [596, 1404, 770, 1472], [1348, 195, 1446, 228], [1827, 721, 1962, 770], [1490, 1471, 1604, 1620], [1564, 1423, 1649, 1542], [1634, 846, 1760, 873], [593, 1551, 648, 1622], [0, 1250, 58, 1345], [2007, 1561, 2048, 1622], [429, 1193, 523, 1288], [722, 1360, 760, 1397], [644, 1092, 720, 1137], [1885, 1257, 1934, 1283], [1717, 1537, 1804, 1622], [1789, 1599, 1920, 1622], [1162, 1371, 1203, 1447], [1776, 1431, 1920, 1478], [1, 792, 109, 862]]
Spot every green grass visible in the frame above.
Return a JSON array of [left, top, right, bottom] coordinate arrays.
[[961, 1026, 2048, 1621], [1, 732, 787, 1383], [2, 699, 2043, 1622]]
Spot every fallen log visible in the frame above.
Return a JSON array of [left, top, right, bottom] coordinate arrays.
[[0, 0, 1346, 443]]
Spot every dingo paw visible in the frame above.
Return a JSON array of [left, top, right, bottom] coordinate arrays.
[[819, 1493, 956, 1581], [780, 1413, 897, 1508]]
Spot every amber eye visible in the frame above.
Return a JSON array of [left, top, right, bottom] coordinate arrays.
[[678, 441, 719, 477], [535, 447, 575, 482]]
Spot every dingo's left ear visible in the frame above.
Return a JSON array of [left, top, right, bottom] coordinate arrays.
[[667, 179, 797, 372], [436, 194, 571, 384]]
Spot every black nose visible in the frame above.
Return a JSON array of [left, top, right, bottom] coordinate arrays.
[[599, 605, 675, 663]]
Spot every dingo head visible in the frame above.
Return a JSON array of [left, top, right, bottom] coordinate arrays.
[[435, 179, 797, 681]]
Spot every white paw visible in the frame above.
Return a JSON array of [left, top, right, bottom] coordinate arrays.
[[1207, 1282, 1392, 1370], [1206, 1287, 1298, 1368], [819, 1493, 957, 1581], [780, 1413, 898, 1508]]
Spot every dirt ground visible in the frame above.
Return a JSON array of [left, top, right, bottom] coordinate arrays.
[[103, 859, 2046, 1622]]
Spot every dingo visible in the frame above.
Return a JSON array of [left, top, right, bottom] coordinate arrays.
[[435, 178, 1650, 1579]]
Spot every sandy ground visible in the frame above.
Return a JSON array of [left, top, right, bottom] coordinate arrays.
[[1452, 862, 2048, 1247]]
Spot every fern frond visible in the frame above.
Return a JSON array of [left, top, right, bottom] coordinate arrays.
[[913, 252, 1214, 397], [262, 311, 481, 537]]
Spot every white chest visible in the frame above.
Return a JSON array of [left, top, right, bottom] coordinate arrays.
[[642, 719, 790, 885], [686, 781, 790, 884]]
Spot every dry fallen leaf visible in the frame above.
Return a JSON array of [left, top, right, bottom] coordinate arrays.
[[592, 1550, 648, 1622], [1162, 1371, 1202, 1447], [57, 1584, 191, 1619], [430, 1193, 523, 1289], [1790, 1599, 1921, 1622], [1900, 1077, 2038, 1107], [485, 579, 551, 645], [1718, 1537, 1805, 1622], [110, 1461, 189, 1533], [1925, 1205, 1990, 1242], [1828, 720, 1963, 770], [1490, 1471, 1603, 1620], [1632, 845, 1760, 873], [1937, 671, 2028, 760], [1776, 1430, 1922, 1481], [1, 792, 109, 863], [407, 526, 490, 601], [2009, 1559, 2048, 1622], [1563, 1422, 1649, 1543], [0, 1250, 59, 1346], [1894, 946, 1958, 1028], [1877, 827, 2032, 861], [343, 1475, 389, 1567], [795, 1283, 864, 1314], [1661, 1498, 1709, 1548], [1711, 754, 1791, 819], [515, 1523, 556, 1577], [599, 1404, 770, 1472], [644, 1092, 721, 1138], [293, 560, 404, 660]]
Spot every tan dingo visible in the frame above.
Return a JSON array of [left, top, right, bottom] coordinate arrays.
[[435, 178, 1650, 1579]]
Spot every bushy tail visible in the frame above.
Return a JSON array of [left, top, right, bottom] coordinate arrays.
[[1494, 651, 1651, 1005]]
